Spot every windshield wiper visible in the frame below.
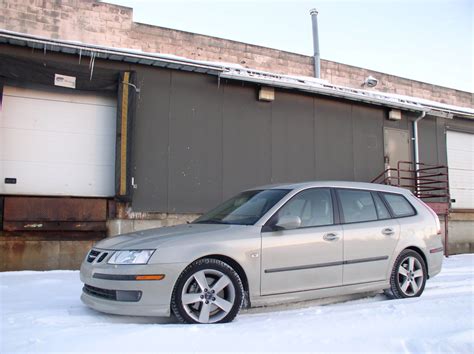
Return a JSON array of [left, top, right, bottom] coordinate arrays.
[[193, 218, 228, 224]]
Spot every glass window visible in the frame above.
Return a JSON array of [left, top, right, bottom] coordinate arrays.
[[383, 193, 416, 217], [373, 193, 391, 219], [274, 188, 334, 228], [338, 189, 378, 223], [193, 189, 290, 225]]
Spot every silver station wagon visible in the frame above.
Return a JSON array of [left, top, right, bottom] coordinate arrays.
[[80, 181, 444, 324]]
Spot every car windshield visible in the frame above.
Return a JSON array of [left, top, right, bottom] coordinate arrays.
[[193, 189, 290, 225]]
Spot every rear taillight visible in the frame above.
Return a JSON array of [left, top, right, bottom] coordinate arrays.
[[418, 198, 442, 235]]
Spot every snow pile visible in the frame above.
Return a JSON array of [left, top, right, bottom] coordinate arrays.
[[1, 255, 473, 353]]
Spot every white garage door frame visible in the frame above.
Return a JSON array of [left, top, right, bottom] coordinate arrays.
[[0, 84, 117, 197], [446, 130, 474, 210]]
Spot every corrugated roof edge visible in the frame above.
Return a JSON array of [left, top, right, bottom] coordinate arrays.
[[219, 68, 474, 119], [0, 29, 472, 119], [0, 29, 224, 74]]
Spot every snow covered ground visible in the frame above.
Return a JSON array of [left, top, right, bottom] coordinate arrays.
[[1, 255, 473, 353]]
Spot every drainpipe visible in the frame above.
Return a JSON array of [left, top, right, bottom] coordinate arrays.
[[413, 111, 426, 171], [310, 9, 320, 78], [413, 111, 426, 198]]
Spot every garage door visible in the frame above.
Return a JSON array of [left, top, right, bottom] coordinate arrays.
[[0, 85, 117, 197], [446, 130, 474, 209]]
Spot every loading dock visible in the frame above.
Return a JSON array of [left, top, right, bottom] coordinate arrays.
[[0, 31, 473, 270]]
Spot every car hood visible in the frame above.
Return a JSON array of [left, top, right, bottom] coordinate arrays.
[[94, 223, 247, 250]]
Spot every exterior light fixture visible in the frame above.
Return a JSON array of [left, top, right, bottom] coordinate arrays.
[[363, 76, 378, 88], [259, 86, 275, 101], [388, 109, 402, 121]]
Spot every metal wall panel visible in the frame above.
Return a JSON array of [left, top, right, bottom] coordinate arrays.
[[4, 197, 107, 221], [222, 82, 272, 199], [418, 116, 440, 166], [131, 67, 171, 211], [352, 105, 385, 181], [168, 71, 223, 213], [314, 97, 354, 180], [271, 91, 315, 183], [131, 70, 392, 212], [130, 70, 400, 213]]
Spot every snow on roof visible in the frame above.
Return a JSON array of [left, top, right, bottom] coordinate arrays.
[[219, 67, 474, 119], [0, 29, 224, 74], [1, 29, 472, 119]]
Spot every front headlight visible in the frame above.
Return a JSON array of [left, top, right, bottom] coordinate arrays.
[[107, 250, 155, 265]]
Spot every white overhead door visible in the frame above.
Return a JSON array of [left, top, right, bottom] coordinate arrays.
[[446, 130, 474, 209], [0, 85, 117, 197]]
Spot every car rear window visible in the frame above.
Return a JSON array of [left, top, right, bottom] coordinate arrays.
[[382, 193, 416, 217], [337, 189, 378, 223]]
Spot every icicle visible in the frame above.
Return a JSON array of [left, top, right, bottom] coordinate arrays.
[[89, 51, 96, 81], [79, 48, 82, 64]]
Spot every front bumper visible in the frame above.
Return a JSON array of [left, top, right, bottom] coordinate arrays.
[[80, 256, 187, 317]]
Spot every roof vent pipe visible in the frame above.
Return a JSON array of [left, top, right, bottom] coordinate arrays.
[[310, 8, 320, 78]]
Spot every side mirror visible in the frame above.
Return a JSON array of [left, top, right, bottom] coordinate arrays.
[[275, 215, 301, 230]]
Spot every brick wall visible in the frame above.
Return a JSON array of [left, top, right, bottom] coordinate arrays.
[[1, 0, 472, 107]]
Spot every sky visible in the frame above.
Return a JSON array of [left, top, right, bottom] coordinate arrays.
[[106, 0, 473, 92]]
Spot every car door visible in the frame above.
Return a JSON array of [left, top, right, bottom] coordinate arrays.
[[336, 188, 400, 285], [261, 188, 343, 295]]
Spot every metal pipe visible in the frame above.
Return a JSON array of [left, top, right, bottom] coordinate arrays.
[[413, 111, 426, 168], [413, 111, 426, 197], [310, 9, 320, 78]]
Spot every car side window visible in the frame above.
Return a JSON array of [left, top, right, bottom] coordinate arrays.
[[275, 188, 334, 229], [372, 193, 391, 219], [337, 189, 378, 223], [383, 193, 416, 217]]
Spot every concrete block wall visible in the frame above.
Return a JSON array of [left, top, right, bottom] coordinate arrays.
[[442, 213, 474, 255], [1, 0, 472, 108], [108, 206, 200, 236]]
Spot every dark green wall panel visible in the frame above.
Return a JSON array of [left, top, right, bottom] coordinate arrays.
[[167, 71, 223, 213], [271, 91, 315, 183], [132, 67, 171, 212], [352, 105, 385, 181], [314, 98, 354, 180], [222, 82, 272, 200]]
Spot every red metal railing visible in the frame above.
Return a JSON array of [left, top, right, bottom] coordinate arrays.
[[371, 161, 450, 201], [372, 161, 450, 256]]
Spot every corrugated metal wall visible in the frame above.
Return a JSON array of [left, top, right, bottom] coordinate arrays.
[[131, 69, 391, 213]]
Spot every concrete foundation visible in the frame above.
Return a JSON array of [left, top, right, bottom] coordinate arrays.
[[441, 212, 474, 255], [0, 238, 95, 271]]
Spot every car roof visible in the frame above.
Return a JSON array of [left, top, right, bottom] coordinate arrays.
[[249, 180, 412, 195]]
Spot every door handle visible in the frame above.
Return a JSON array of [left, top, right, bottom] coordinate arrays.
[[323, 233, 339, 241], [382, 228, 395, 236]]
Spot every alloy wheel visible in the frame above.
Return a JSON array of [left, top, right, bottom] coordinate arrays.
[[397, 256, 424, 296], [181, 269, 236, 324]]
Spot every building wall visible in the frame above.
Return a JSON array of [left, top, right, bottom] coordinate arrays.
[[130, 67, 391, 213], [1, 0, 472, 108]]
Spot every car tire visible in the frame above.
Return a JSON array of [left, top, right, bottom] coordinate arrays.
[[171, 258, 244, 324], [385, 249, 427, 299]]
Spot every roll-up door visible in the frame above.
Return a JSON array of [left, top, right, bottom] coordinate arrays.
[[446, 130, 474, 209], [0, 85, 116, 197]]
